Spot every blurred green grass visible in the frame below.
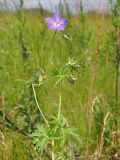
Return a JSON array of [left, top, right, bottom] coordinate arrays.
[[0, 9, 119, 159]]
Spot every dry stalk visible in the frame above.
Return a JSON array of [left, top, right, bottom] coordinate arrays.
[[98, 112, 110, 155]]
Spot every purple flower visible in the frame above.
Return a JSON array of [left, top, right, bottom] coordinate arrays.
[[45, 13, 68, 31]]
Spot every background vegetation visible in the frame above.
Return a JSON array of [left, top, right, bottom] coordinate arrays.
[[0, 0, 120, 159]]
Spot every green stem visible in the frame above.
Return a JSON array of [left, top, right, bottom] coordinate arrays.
[[52, 30, 57, 46], [58, 92, 62, 119], [51, 30, 57, 62], [32, 84, 49, 126]]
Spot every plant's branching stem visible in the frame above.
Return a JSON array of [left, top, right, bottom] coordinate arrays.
[[32, 83, 49, 126]]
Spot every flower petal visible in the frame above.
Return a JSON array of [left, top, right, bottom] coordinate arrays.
[[56, 24, 65, 31], [45, 17, 54, 24], [48, 24, 56, 30], [45, 13, 68, 31], [53, 13, 62, 21], [55, 19, 68, 30], [63, 19, 68, 25]]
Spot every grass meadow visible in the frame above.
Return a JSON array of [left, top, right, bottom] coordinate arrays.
[[0, 2, 120, 160]]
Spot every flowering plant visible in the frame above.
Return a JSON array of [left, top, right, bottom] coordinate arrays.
[[45, 13, 68, 31]]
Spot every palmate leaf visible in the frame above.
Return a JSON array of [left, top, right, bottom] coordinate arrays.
[[53, 67, 68, 85], [29, 125, 50, 155], [30, 116, 80, 157], [52, 59, 80, 86], [50, 116, 80, 145], [66, 58, 80, 72], [61, 127, 80, 144], [50, 116, 67, 128], [67, 127, 80, 140]]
